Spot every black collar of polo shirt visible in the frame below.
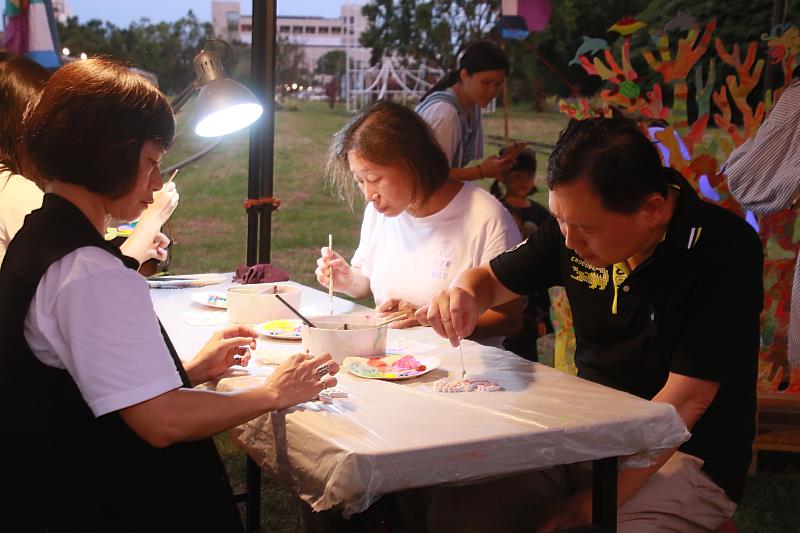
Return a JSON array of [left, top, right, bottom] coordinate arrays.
[[659, 170, 706, 252]]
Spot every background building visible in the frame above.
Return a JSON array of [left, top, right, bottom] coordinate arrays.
[[52, 0, 71, 24], [211, 1, 370, 75]]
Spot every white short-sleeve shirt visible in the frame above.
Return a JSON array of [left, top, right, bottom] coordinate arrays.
[[417, 100, 462, 166], [352, 182, 521, 307], [0, 169, 45, 267], [24, 246, 182, 417]]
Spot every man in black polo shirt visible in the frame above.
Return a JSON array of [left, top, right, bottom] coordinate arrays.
[[418, 117, 763, 532]]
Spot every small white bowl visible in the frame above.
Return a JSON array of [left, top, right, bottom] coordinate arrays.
[[302, 314, 387, 363], [226, 283, 302, 325]]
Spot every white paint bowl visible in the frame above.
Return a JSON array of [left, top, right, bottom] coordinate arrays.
[[302, 314, 387, 363], [226, 283, 302, 325]]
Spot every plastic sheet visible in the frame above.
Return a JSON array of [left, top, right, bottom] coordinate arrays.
[[152, 282, 690, 517]]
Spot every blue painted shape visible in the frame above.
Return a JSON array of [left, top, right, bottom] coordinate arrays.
[[698, 174, 721, 201], [745, 210, 760, 233]]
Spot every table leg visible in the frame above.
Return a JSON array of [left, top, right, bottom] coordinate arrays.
[[592, 456, 618, 532], [246, 456, 262, 532]]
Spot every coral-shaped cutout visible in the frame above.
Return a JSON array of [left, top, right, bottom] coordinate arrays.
[[712, 86, 765, 148], [712, 40, 766, 144], [715, 40, 765, 99], [693, 59, 716, 118], [578, 37, 642, 114], [644, 19, 717, 83], [762, 26, 800, 106], [558, 98, 605, 120], [644, 19, 717, 131], [638, 84, 669, 120]]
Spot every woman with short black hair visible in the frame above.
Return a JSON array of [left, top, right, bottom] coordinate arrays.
[[0, 57, 338, 531]]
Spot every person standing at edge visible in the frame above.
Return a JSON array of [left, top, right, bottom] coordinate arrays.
[[725, 77, 800, 368], [416, 40, 526, 182]]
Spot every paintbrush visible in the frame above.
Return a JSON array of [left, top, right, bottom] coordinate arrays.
[[275, 294, 317, 328], [458, 342, 466, 379], [375, 313, 408, 327], [328, 233, 334, 315], [166, 168, 180, 183]]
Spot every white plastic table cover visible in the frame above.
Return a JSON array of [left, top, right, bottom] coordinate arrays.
[[151, 280, 690, 517]]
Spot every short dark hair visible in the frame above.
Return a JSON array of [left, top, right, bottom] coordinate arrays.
[[0, 51, 50, 174], [547, 117, 668, 214], [421, 40, 509, 103], [22, 58, 175, 198], [327, 100, 449, 207]]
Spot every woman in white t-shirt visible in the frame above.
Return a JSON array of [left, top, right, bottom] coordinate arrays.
[[415, 40, 526, 182], [316, 100, 523, 339], [0, 50, 177, 269]]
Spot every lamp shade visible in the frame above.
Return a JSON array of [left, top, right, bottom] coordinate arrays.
[[194, 77, 264, 137]]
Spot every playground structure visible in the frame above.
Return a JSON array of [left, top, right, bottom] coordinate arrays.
[[345, 57, 446, 112]]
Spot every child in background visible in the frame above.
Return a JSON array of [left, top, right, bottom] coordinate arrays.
[[493, 148, 554, 361]]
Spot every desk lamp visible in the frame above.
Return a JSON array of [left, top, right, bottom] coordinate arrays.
[[171, 45, 263, 137]]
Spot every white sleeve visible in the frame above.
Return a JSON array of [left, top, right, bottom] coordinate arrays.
[[0, 175, 44, 267], [418, 102, 461, 166], [481, 204, 522, 266], [725, 83, 800, 214], [25, 248, 182, 417]]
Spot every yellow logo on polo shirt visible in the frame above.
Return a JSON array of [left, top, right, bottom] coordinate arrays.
[[611, 262, 631, 315], [570, 256, 608, 290]]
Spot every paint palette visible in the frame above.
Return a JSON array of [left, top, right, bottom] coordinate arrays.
[[259, 319, 303, 340], [343, 354, 440, 380], [190, 291, 228, 309]]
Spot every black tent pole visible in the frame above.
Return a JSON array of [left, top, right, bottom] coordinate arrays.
[[258, 0, 278, 264], [247, 0, 277, 266]]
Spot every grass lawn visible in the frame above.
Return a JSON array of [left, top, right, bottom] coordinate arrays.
[[162, 100, 798, 532]]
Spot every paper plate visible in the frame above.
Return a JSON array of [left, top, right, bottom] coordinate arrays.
[[147, 273, 228, 289], [343, 354, 440, 380], [259, 319, 303, 340], [190, 291, 228, 309]]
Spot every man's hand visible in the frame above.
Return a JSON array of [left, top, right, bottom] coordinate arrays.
[[376, 298, 420, 328], [535, 488, 592, 533], [415, 287, 479, 346]]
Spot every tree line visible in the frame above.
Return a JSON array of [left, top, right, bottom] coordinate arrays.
[[359, 0, 799, 105], [57, 11, 214, 95], [56, 1, 798, 102]]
